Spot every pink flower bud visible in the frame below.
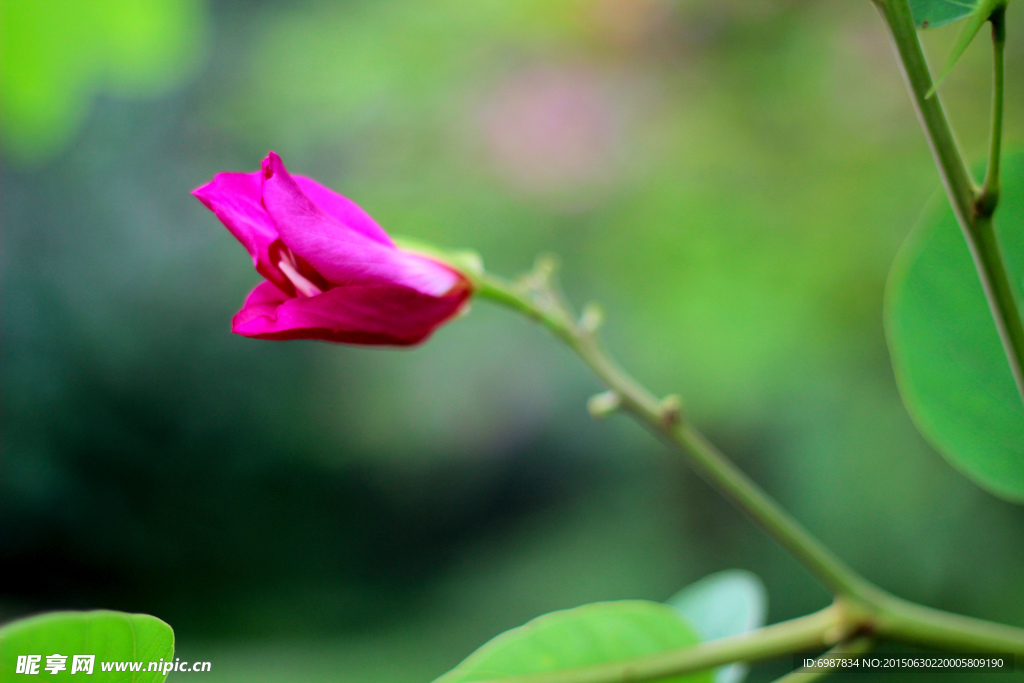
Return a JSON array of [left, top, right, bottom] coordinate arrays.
[[193, 152, 471, 345]]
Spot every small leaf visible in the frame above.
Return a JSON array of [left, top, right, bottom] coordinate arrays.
[[0, 610, 175, 682], [434, 601, 713, 683], [927, 0, 1002, 97], [668, 571, 768, 683], [909, 0, 979, 29], [886, 152, 1024, 503]]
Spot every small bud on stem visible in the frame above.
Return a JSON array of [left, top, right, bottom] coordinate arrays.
[[658, 394, 684, 428], [579, 302, 604, 335], [587, 390, 621, 420]]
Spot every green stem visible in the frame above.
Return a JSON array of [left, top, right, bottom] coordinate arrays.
[[873, 0, 975, 225], [875, 0, 1024, 403], [971, 212, 1024, 399], [979, 5, 1005, 213], [456, 6, 1024, 676], [876, 596, 1024, 654], [769, 636, 873, 683], [477, 274, 876, 601], [470, 607, 843, 683], [475, 271, 1024, 661]]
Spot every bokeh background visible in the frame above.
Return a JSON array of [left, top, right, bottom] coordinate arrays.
[[3, 1, 1024, 681]]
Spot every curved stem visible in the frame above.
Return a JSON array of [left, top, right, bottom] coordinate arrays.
[[873, 0, 975, 225], [470, 606, 843, 683], [971, 212, 1024, 399], [456, 6, 1024, 676], [769, 636, 874, 683], [979, 5, 1005, 213], [475, 270, 1024, 661], [876, 596, 1024, 655], [875, 0, 1024, 404], [477, 274, 877, 601]]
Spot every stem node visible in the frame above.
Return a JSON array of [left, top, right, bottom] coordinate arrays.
[[658, 394, 684, 428], [476, 267, 1024, 663]]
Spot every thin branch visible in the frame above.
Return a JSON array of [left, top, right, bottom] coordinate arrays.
[[769, 636, 873, 683], [872, 0, 975, 224], [978, 5, 1006, 214], [875, 596, 1024, 655], [476, 270, 878, 602], [874, 0, 1024, 403], [468, 607, 843, 683], [474, 267, 1024, 659]]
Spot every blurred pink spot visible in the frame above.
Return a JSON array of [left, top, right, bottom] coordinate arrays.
[[478, 66, 621, 195]]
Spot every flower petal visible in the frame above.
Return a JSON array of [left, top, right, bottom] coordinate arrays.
[[231, 279, 471, 346], [260, 152, 462, 296], [293, 175, 394, 247], [232, 280, 290, 330], [192, 170, 293, 292]]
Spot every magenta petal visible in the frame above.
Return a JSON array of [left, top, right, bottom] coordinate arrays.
[[197, 152, 476, 347], [260, 152, 462, 296], [293, 175, 394, 247], [231, 280, 471, 346], [232, 280, 290, 330], [192, 171, 292, 292]]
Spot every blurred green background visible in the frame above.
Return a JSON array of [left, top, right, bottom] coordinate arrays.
[[2, 1, 1024, 681]]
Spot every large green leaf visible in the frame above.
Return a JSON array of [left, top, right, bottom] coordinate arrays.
[[909, 0, 979, 29], [434, 601, 713, 683], [886, 153, 1024, 502], [0, 611, 174, 682], [668, 571, 767, 683]]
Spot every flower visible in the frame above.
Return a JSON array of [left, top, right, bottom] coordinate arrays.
[[193, 152, 472, 346]]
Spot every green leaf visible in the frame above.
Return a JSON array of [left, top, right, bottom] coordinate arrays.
[[926, 0, 1003, 97], [0, 611, 175, 682], [434, 601, 713, 683], [668, 571, 768, 683], [886, 152, 1024, 503], [909, 0, 979, 29]]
